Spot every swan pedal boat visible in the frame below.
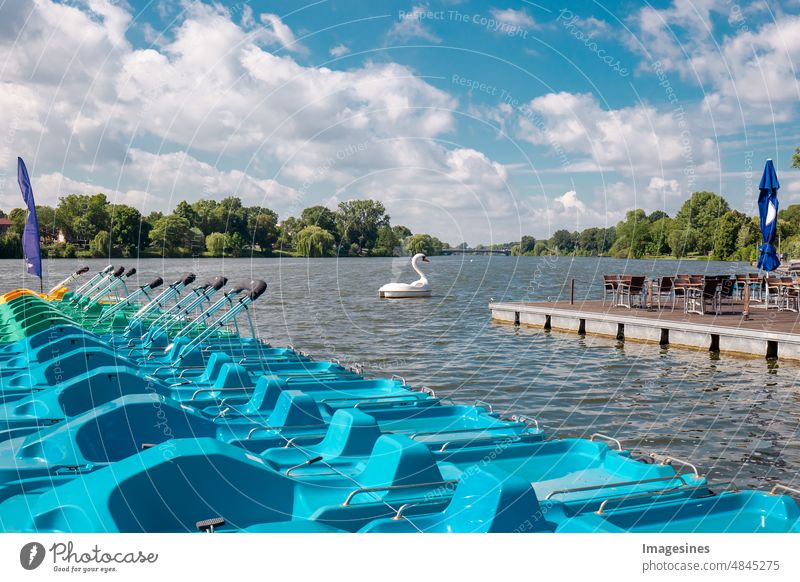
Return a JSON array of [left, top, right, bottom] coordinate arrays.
[[379, 253, 431, 298]]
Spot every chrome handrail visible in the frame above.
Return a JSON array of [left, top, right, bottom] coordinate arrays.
[[190, 386, 253, 400], [769, 484, 800, 497], [589, 433, 623, 451], [392, 499, 451, 521], [416, 385, 436, 398], [438, 432, 541, 453], [649, 453, 701, 478], [283, 434, 327, 448], [341, 480, 459, 507], [246, 423, 327, 439], [285, 455, 323, 477], [410, 424, 531, 440], [390, 374, 407, 385], [508, 414, 539, 431], [595, 484, 709, 515], [473, 399, 493, 413], [545, 474, 687, 500]]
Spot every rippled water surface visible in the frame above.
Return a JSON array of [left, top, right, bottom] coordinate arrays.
[[3, 256, 799, 491]]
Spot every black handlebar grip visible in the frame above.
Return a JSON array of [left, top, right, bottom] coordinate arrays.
[[76, 266, 90, 275], [181, 272, 196, 286], [248, 280, 268, 301], [147, 277, 164, 290], [125, 268, 137, 277], [211, 276, 228, 290], [228, 280, 250, 294], [112, 266, 125, 277]]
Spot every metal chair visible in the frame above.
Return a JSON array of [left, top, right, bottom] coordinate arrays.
[[652, 276, 674, 310], [686, 278, 720, 315], [602, 275, 619, 305], [617, 276, 646, 309]]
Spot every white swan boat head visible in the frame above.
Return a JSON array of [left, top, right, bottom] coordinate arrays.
[[379, 253, 431, 298]]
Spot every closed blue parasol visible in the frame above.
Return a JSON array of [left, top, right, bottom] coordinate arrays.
[[757, 158, 780, 272]]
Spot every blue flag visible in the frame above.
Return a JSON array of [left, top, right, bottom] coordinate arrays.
[[17, 157, 42, 279], [757, 159, 781, 272]]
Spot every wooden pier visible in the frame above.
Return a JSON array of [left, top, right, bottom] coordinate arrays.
[[489, 299, 800, 361]]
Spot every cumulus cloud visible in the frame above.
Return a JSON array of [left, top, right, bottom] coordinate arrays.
[[489, 8, 535, 29], [259, 13, 308, 55], [329, 44, 350, 57], [0, 0, 535, 241], [629, 1, 800, 126], [513, 91, 718, 177], [387, 5, 442, 42]]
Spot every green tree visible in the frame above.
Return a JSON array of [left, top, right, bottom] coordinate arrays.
[[149, 215, 192, 254], [191, 200, 219, 234], [277, 216, 301, 252], [89, 230, 110, 258], [792, 146, 800, 169], [206, 232, 226, 257], [519, 235, 536, 254], [225, 232, 247, 257], [533, 241, 550, 255], [247, 208, 279, 253], [611, 210, 652, 258], [109, 204, 145, 257], [549, 229, 576, 254], [173, 200, 199, 228], [213, 197, 248, 238], [392, 225, 412, 241], [668, 228, 699, 258], [300, 205, 337, 236], [8, 208, 27, 235], [404, 233, 443, 256], [335, 199, 390, 254], [374, 226, 401, 256], [648, 216, 673, 256], [56, 193, 110, 245], [295, 225, 336, 257], [672, 191, 730, 255], [712, 210, 748, 260]]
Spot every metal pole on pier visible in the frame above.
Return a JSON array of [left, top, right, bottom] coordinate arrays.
[[570, 279, 575, 305], [744, 278, 750, 320]]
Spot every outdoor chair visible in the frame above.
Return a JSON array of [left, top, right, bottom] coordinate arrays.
[[718, 278, 738, 314], [747, 274, 764, 302], [766, 277, 783, 309], [602, 275, 619, 305], [672, 275, 691, 309], [617, 276, 646, 309], [783, 284, 800, 313], [686, 278, 720, 315], [652, 276, 674, 310]]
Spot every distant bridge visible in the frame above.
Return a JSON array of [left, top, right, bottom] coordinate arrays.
[[441, 247, 512, 256]]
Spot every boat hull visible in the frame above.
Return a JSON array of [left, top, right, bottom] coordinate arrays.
[[379, 289, 432, 298]]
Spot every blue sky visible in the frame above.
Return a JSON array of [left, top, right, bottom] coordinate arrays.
[[1, 0, 800, 243]]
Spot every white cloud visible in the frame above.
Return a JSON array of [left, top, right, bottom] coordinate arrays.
[[554, 190, 586, 213], [387, 5, 442, 43], [630, 1, 800, 126], [514, 91, 718, 176], [329, 44, 350, 57], [489, 8, 535, 29], [259, 13, 308, 55], [0, 0, 539, 241]]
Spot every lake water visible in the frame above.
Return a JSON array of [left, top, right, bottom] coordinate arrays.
[[2, 256, 799, 491]]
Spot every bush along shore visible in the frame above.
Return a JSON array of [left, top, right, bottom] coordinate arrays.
[[0, 196, 450, 259], [1, 189, 794, 262]]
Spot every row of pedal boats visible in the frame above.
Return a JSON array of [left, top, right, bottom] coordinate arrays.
[[0, 266, 798, 533]]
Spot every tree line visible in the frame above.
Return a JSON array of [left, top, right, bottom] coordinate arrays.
[[0, 195, 449, 259], [512, 190, 800, 262]]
